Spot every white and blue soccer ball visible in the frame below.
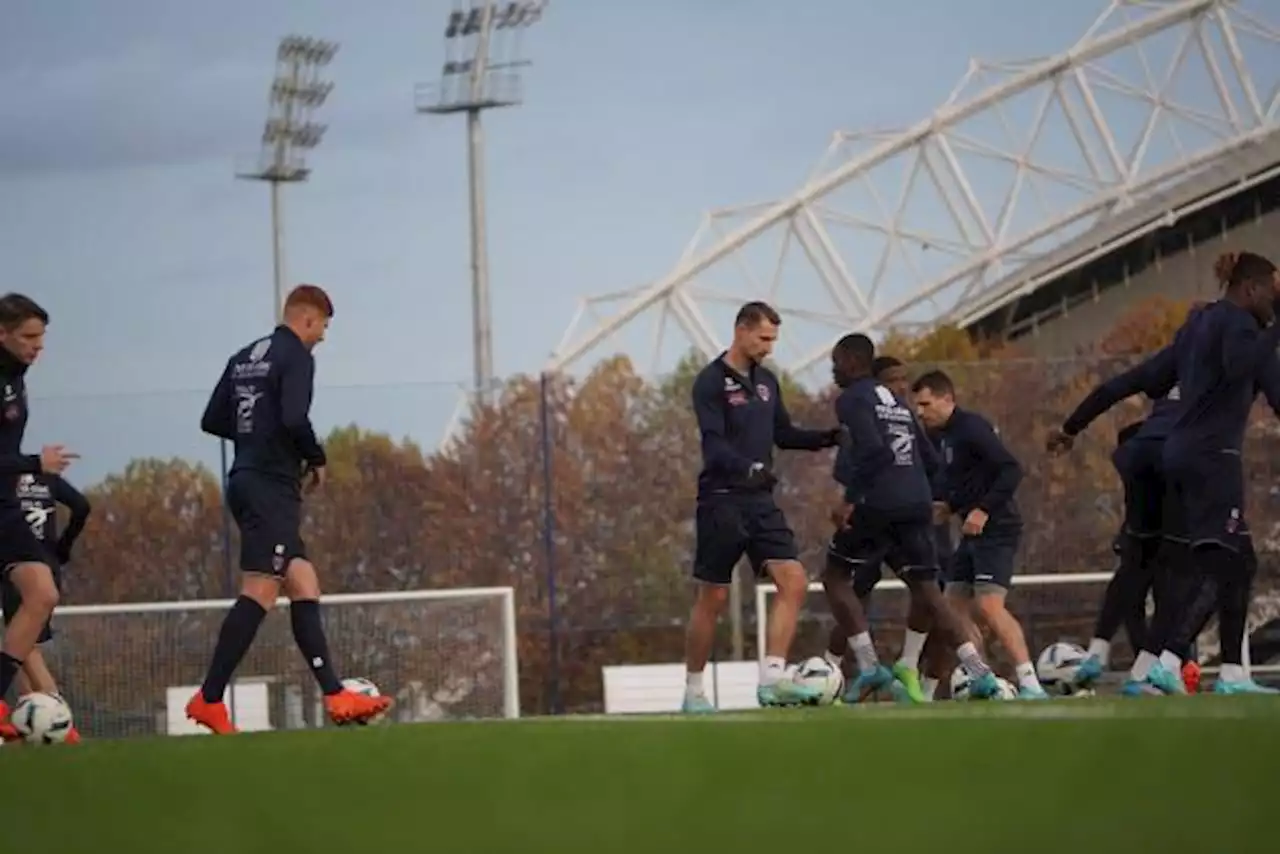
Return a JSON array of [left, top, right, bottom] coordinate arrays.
[[13, 691, 74, 744], [950, 666, 1017, 700], [1037, 641, 1095, 697], [792, 656, 844, 705], [950, 666, 975, 700], [342, 677, 380, 697]]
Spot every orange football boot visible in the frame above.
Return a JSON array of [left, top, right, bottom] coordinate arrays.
[[185, 693, 239, 735], [64, 726, 82, 744], [0, 701, 19, 743], [1182, 660, 1202, 694], [324, 689, 392, 726]]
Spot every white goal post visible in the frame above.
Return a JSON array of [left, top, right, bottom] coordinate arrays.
[[49, 586, 519, 738], [755, 572, 1265, 677]]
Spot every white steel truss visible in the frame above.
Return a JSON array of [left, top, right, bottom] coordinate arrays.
[[547, 0, 1280, 382]]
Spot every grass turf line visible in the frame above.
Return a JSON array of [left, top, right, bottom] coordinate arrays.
[[3, 695, 1276, 854]]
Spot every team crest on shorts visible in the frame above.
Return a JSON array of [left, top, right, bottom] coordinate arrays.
[[756, 384, 770, 402]]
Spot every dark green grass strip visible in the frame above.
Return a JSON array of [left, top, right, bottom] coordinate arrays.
[[3, 696, 1276, 854]]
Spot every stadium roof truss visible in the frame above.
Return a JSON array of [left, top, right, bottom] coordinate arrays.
[[548, 0, 1280, 382]]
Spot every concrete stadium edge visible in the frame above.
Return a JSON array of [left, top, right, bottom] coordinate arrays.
[[960, 133, 1280, 358]]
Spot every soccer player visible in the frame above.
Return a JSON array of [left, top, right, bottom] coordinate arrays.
[[823, 355, 955, 701], [683, 301, 845, 712], [185, 285, 392, 734], [912, 370, 1048, 698], [0, 472, 91, 743], [1044, 305, 1234, 689], [0, 294, 78, 742], [824, 335, 1001, 703], [1121, 252, 1280, 695], [823, 357, 911, 661]]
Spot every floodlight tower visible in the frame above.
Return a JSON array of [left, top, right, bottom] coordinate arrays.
[[416, 1, 547, 405], [238, 36, 339, 322]]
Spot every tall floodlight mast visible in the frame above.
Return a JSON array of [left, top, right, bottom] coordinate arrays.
[[416, 1, 548, 405], [238, 36, 339, 322]]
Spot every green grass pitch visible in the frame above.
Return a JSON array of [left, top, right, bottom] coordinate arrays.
[[3, 696, 1276, 854]]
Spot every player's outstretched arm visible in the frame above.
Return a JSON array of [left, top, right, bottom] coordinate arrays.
[[835, 394, 892, 504], [970, 416, 1022, 516], [200, 358, 236, 440], [1052, 345, 1177, 450], [773, 391, 841, 451], [279, 351, 327, 469], [51, 475, 90, 563], [690, 370, 755, 477]]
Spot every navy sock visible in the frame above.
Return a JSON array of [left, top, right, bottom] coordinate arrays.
[[201, 596, 268, 703], [1217, 556, 1251, 666], [290, 599, 342, 695], [0, 652, 22, 702]]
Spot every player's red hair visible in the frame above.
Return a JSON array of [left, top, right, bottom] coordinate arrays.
[[285, 284, 334, 318], [1213, 252, 1240, 288]]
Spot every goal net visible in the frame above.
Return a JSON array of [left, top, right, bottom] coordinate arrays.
[[45, 587, 519, 739]]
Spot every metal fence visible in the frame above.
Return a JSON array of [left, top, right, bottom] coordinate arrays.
[[14, 355, 1280, 724]]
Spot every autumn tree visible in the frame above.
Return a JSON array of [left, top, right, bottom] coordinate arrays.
[[70, 458, 228, 604]]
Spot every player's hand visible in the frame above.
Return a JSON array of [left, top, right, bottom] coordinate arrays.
[[1045, 428, 1074, 454], [303, 463, 326, 494], [39, 445, 78, 474], [830, 500, 853, 529], [822, 426, 850, 449], [961, 508, 988, 537], [932, 501, 950, 525], [746, 462, 778, 490]]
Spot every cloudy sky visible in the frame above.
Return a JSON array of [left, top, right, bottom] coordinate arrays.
[[0, 1, 1181, 481]]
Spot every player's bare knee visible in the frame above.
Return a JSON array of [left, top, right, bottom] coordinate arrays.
[[974, 591, 1009, 622], [820, 566, 847, 594], [283, 558, 321, 601], [240, 574, 281, 610], [11, 563, 58, 614], [768, 560, 808, 601], [694, 582, 731, 613]]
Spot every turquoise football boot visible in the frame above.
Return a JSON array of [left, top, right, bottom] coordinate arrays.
[[967, 670, 1000, 700], [681, 693, 716, 714], [1147, 662, 1186, 695], [1072, 655, 1104, 689], [842, 664, 894, 704], [757, 679, 823, 707], [1212, 678, 1279, 695], [1017, 683, 1050, 700], [1121, 677, 1161, 696]]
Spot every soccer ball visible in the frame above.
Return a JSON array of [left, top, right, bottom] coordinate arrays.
[[342, 677, 380, 697], [1037, 641, 1094, 696], [950, 667, 1017, 700], [950, 665, 974, 700], [13, 692, 73, 744], [792, 657, 844, 705], [340, 677, 387, 725]]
